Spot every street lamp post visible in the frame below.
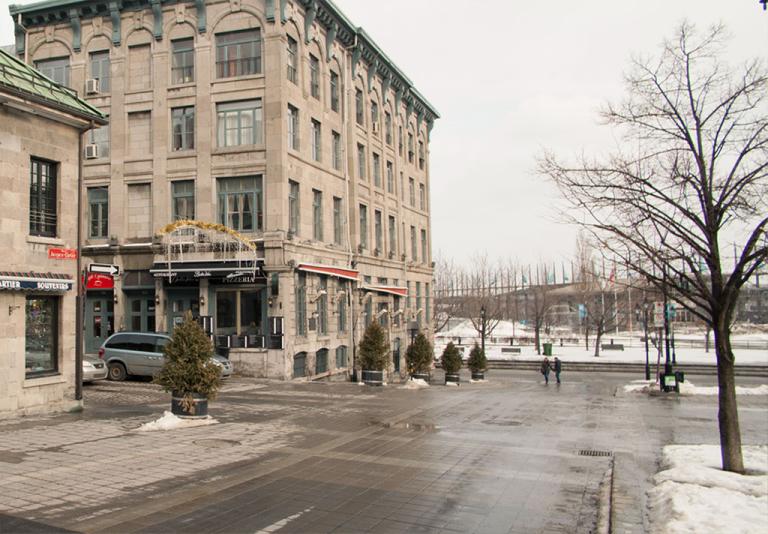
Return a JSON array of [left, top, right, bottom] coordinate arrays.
[[480, 305, 486, 355], [636, 299, 651, 380], [662, 266, 672, 376]]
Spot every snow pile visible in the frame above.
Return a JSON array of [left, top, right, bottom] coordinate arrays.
[[444, 381, 459, 387], [623, 379, 656, 394], [135, 411, 218, 432], [623, 380, 768, 396], [399, 378, 430, 389], [469, 378, 489, 384], [648, 445, 768, 534]]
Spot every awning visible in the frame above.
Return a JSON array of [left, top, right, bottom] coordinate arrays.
[[0, 272, 73, 292], [150, 259, 265, 283], [297, 263, 359, 281], [362, 285, 408, 297]]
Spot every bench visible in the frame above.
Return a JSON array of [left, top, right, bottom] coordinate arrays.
[[601, 344, 624, 351], [501, 347, 522, 354]]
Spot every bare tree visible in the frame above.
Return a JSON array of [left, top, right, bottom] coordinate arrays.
[[465, 253, 503, 339], [432, 255, 463, 333], [540, 23, 767, 473], [525, 264, 553, 355]]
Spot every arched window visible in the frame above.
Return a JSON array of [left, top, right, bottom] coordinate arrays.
[[335, 345, 348, 368], [293, 351, 307, 378], [316, 348, 329, 374]]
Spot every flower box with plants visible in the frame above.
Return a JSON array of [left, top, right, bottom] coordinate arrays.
[[154, 312, 222, 417], [406, 332, 433, 381], [440, 342, 462, 385], [358, 321, 389, 386], [467, 343, 487, 380]]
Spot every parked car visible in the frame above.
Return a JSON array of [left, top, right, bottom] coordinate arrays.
[[83, 356, 108, 383], [98, 332, 233, 381]]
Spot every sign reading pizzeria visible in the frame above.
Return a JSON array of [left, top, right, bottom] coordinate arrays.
[[48, 248, 77, 260]]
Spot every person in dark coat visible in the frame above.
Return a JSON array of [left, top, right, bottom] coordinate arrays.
[[541, 357, 551, 385], [553, 356, 562, 384]]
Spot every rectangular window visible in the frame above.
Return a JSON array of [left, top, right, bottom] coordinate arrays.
[[398, 126, 403, 156], [386, 161, 394, 193], [357, 144, 366, 180], [336, 345, 347, 366], [217, 176, 263, 232], [25, 296, 59, 377], [289, 180, 300, 235], [330, 71, 339, 112], [355, 89, 364, 125], [88, 122, 110, 158], [419, 183, 426, 210], [286, 35, 297, 83], [408, 132, 414, 163], [421, 229, 428, 264], [171, 106, 195, 151], [172, 180, 195, 221], [317, 277, 328, 334], [333, 196, 343, 245], [89, 50, 110, 92], [337, 283, 347, 333], [309, 54, 319, 99], [287, 105, 299, 150], [385, 112, 392, 145], [29, 158, 57, 237], [127, 183, 152, 239], [425, 282, 430, 325], [296, 272, 307, 336], [171, 38, 195, 84], [128, 44, 151, 91], [313, 189, 323, 241], [374, 209, 382, 253], [332, 131, 342, 170], [35, 57, 69, 87], [128, 111, 152, 156], [359, 204, 368, 250], [388, 215, 396, 256], [377, 302, 388, 328], [311, 119, 322, 162], [416, 281, 422, 326], [393, 296, 401, 327], [372, 153, 381, 187], [409, 177, 415, 206], [410, 225, 417, 261], [371, 101, 379, 129], [400, 172, 404, 200], [216, 29, 261, 78], [88, 187, 109, 238], [217, 100, 262, 147], [419, 140, 425, 169]]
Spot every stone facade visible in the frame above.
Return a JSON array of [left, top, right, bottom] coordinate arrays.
[[12, 0, 438, 380]]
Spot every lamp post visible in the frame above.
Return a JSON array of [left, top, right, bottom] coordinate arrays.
[[662, 265, 672, 376], [480, 305, 486, 355], [636, 299, 650, 380]]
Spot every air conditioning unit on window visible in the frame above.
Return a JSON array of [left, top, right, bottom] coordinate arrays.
[[85, 78, 100, 95], [84, 144, 99, 159]]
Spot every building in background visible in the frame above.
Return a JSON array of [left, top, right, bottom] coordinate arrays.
[[0, 49, 106, 416], [9, 0, 438, 380]]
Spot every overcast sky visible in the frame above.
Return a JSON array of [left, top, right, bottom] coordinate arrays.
[[2, 0, 766, 269]]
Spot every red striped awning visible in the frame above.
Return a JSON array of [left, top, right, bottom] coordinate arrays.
[[297, 263, 359, 281], [362, 285, 408, 297]]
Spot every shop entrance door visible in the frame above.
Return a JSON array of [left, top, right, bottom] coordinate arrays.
[[167, 290, 200, 333], [126, 291, 156, 332], [85, 294, 114, 353], [393, 337, 401, 373]]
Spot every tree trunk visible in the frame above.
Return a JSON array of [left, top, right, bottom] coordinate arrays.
[[585, 326, 590, 351], [714, 322, 744, 474], [594, 327, 602, 357], [535, 324, 541, 355]]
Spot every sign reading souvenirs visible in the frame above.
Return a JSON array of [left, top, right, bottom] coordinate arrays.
[[88, 263, 120, 276], [0, 273, 73, 292], [48, 248, 77, 260]]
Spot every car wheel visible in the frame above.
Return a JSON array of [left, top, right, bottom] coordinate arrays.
[[108, 362, 127, 381]]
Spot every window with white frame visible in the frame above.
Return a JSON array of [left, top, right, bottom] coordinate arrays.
[[357, 143, 366, 180], [355, 88, 364, 125], [287, 104, 299, 150], [313, 189, 323, 241], [171, 38, 194, 84], [386, 161, 394, 193], [311, 119, 321, 162], [88, 186, 108, 238], [286, 35, 297, 83], [216, 29, 261, 78], [309, 54, 320, 99], [333, 196, 343, 245], [217, 100, 262, 147], [330, 71, 339, 112], [372, 153, 381, 187], [172, 180, 195, 221], [172, 106, 195, 151], [374, 209, 382, 252], [332, 131, 342, 170], [359, 204, 368, 249], [217, 176, 262, 232], [89, 50, 110, 91], [388, 215, 396, 256], [289, 180, 300, 235]]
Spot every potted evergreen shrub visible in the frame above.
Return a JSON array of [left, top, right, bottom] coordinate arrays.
[[440, 342, 462, 385], [155, 312, 222, 417], [406, 332, 433, 381], [358, 321, 389, 386], [467, 343, 487, 380]]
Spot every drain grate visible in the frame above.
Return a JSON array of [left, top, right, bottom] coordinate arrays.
[[578, 449, 612, 457]]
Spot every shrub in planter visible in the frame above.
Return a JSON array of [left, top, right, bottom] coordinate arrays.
[[467, 343, 487, 380], [358, 321, 389, 385], [154, 312, 222, 416], [406, 332, 433, 379], [440, 342, 462, 384]]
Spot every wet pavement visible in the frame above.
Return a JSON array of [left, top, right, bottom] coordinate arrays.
[[0, 370, 766, 533]]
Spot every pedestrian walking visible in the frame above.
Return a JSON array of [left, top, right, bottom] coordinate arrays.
[[553, 356, 562, 384], [541, 357, 551, 385]]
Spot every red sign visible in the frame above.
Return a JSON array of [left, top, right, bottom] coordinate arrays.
[[48, 248, 77, 260], [86, 273, 114, 289]]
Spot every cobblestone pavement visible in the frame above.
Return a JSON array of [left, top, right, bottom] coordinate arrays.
[[0, 371, 766, 533]]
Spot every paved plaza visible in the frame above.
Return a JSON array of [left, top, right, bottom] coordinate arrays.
[[0, 370, 766, 533]]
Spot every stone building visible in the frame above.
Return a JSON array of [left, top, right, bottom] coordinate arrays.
[[9, 0, 439, 380], [0, 49, 106, 416]]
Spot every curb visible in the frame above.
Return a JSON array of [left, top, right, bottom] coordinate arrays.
[[609, 452, 648, 533]]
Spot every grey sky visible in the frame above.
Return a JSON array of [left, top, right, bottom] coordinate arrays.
[[2, 0, 766, 268]]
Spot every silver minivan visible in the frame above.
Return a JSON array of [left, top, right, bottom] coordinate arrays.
[[98, 332, 232, 381]]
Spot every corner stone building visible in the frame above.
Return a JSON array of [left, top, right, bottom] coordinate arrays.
[[0, 49, 106, 416], [11, 0, 438, 380]]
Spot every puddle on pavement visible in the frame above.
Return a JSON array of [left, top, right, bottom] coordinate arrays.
[[481, 419, 522, 426], [193, 439, 241, 448], [375, 421, 439, 432], [0, 450, 28, 463]]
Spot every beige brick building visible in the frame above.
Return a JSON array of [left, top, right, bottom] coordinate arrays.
[[0, 49, 106, 417], [10, 0, 438, 381]]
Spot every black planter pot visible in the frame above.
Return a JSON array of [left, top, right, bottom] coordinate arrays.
[[362, 370, 384, 386], [471, 371, 485, 380], [171, 391, 209, 418], [445, 373, 460, 385], [411, 373, 430, 382]]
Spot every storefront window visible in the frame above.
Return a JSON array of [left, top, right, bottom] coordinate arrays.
[[216, 289, 264, 337], [25, 296, 59, 377]]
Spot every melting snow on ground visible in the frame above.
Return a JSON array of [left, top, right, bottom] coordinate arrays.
[[135, 411, 219, 432], [648, 444, 768, 534], [399, 378, 430, 389], [623, 380, 768, 396]]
